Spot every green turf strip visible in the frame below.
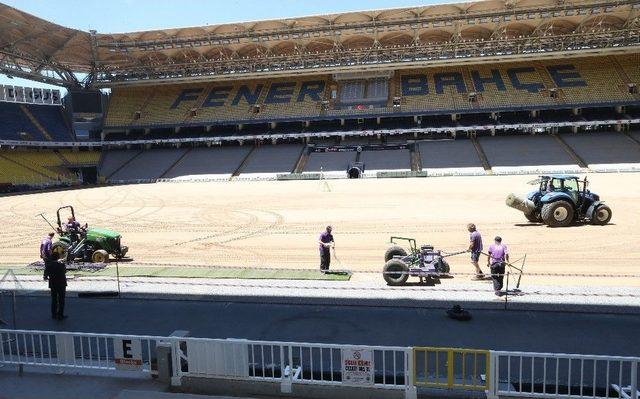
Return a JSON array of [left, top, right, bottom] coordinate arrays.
[[0, 266, 351, 281]]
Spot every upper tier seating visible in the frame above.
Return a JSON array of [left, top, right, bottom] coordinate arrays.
[[104, 54, 640, 131], [0, 103, 74, 141]]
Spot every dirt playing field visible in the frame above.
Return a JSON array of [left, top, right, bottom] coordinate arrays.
[[1, 173, 639, 287]]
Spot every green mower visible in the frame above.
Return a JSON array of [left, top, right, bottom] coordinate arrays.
[[51, 206, 128, 263]]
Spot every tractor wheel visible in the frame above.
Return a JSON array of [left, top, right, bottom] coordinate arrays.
[[591, 204, 612, 225], [384, 245, 407, 262], [92, 250, 109, 263], [541, 201, 574, 227], [383, 259, 409, 286], [51, 242, 69, 260], [525, 212, 541, 223]]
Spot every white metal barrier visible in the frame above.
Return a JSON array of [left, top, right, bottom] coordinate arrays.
[[489, 351, 639, 399], [172, 336, 413, 394], [3, 328, 639, 399], [0, 329, 164, 374], [2, 329, 413, 397]]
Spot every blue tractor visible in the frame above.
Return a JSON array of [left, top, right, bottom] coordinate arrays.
[[506, 175, 612, 227]]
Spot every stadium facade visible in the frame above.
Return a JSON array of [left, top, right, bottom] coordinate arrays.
[[0, 0, 639, 189]]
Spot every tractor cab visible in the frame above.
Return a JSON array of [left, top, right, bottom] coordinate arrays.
[[539, 175, 583, 206]]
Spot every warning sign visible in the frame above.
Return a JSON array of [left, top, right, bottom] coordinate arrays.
[[342, 348, 374, 386], [114, 338, 143, 371]]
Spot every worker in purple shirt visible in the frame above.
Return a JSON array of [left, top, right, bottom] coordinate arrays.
[[318, 225, 334, 273], [487, 236, 510, 296], [65, 216, 86, 242], [466, 223, 485, 280], [40, 232, 55, 260]]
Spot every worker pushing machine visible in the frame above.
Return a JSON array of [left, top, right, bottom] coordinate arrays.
[[487, 236, 509, 297], [318, 225, 335, 273]]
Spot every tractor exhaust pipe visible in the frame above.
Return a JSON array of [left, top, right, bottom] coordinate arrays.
[[506, 193, 536, 215]]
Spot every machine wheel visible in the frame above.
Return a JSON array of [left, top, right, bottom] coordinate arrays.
[[384, 245, 407, 262], [435, 259, 450, 274], [541, 201, 574, 227], [383, 259, 409, 286], [92, 250, 109, 263], [51, 242, 69, 260], [591, 204, 612, 225], [524, 212, 541, 223]]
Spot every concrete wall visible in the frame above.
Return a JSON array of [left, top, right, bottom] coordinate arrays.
[[181, 376, 405, 399]]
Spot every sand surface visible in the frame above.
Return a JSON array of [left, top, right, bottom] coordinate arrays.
[[1, 174, 639, 287]]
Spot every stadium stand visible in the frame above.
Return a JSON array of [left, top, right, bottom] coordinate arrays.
[[58, 150, 101, 165], [0, 103, 42, 140], [560, 132, 640, 165], [304, 151, 357, 173], [98, 150, 142, 179], [106, 76, 328, 128], [478, 135, 577, 167], [360, 149, 411, 171], [419, 139, 483, 170], [27, 105, 73, 141], [103, 55, 640, 131], [0, 149, 99, 184], [2, 1, 640, 188], [162, 146, 253, 179], [0, 103, 73, 141], [109, 148, 188, 181], [240, 144, 303, 175], [1, 151, 70, 180]]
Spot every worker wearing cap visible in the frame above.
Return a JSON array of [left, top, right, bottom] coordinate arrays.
[[318, 226, 334, 273], [40, 232, 55, 260], [487, 236, 509, 296], [466, 223, 485, 280]]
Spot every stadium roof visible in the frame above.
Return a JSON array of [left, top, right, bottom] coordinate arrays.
[[1, 0, 639, 87]]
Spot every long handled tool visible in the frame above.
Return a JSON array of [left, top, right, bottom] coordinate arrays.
[[480, 251, 527, 291], [330, 246, 350, 275], [36, 212, 57, 232]]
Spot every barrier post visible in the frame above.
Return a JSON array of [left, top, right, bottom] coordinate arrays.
[[632, 360, 638, 399], [281, 345, 292, 393], [405, 348, 417, 399], [486, 351, 499, 399]]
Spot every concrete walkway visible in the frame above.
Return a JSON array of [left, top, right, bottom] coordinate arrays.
[[2, 274, 639, 314]]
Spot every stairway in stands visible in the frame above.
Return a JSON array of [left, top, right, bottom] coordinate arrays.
[[293, 145, 310, 173], [0, 152, 52, 180], [551, 134, 589, 170], [19, 105, 53, 141], [160, 148, 193, 178], [410, 143, 422, 172], [470, 136, 492, 173], [231, 145, 257, 178]]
